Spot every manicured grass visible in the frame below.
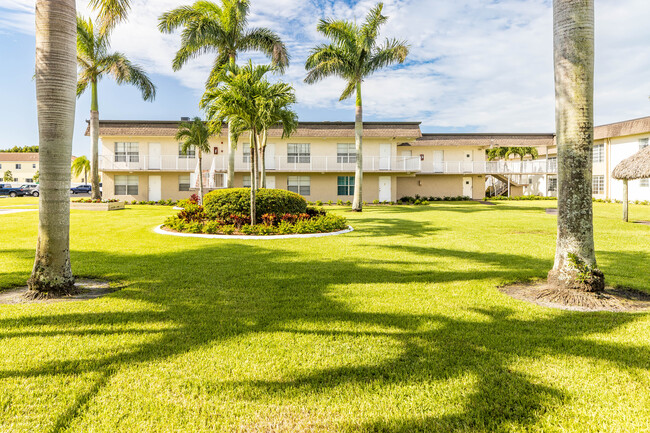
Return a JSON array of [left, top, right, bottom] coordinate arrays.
[[0, 200, 649, 432]]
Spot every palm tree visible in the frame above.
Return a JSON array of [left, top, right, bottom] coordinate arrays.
[[158, 0, 289, 189], [29, 0, 77, 295], [201, 61, 286, 223], [29, 0, 135, 296], [305, 2, 408, 211], [77, 15, 156, 200], [257, 86, 298, 188], [71, 156, 91, 184], [548, 0, 604, 292], [176, 117, 212, 204]]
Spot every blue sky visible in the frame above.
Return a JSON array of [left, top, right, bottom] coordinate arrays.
[[0, 0, 649, 156]]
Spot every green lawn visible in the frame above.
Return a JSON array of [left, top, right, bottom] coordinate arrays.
[[1, 200, 649, 432]]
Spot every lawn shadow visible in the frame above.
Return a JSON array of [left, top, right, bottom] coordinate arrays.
[[1, 241, 648, 431]]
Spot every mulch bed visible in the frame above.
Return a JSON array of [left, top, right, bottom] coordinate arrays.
[[0, 279, 115, 305], [500, 281, 650, 312]]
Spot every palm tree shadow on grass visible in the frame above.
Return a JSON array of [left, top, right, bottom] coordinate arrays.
[[1, 243, 648, 432]]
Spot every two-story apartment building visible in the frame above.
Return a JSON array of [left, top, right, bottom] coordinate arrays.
[[521, 116, 650, 201], [0, 153, 40, 183], [93, 120, 559, 202]]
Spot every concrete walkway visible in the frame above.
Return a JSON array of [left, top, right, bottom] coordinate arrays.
[[0, 209, 38, 215]]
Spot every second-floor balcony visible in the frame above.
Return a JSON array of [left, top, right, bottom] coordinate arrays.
[[100, 154, 558, 175]]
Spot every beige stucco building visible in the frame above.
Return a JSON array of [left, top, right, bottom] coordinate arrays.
[[0, 153, 40, 183], [93, 120, 559, 202]]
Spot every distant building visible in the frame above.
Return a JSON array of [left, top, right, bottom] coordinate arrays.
[[0, 153, 86, 185]]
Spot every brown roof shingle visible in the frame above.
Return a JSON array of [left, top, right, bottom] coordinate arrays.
[[595, 116, 650, 140], [89, 120, 423, 139], [0, 153, 39, 162], [411, 133, 555, 147]]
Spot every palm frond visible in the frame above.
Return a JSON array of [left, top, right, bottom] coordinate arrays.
[[239, 27, 289, 71], [102, 53, 156, 101], [363, 38, 409, 75], [88, 0, 131, 33], [360, 2, 387, 50]]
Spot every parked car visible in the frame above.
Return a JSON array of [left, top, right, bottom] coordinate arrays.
[[71, 185, 92, 194], [20, 183, 40, 197], [0, 185, 28, 197]]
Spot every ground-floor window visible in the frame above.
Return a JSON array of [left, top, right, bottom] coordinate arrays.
[[243, 175, 251, 188], [115, 175, 138, 195], [641, 179, 649, 188], [25, 178, 33, 183], [337, 176, 354, 195], [592, 175, 604, 194], [548, 176, 558, 192], [288, 176, 310, 196], [179, 174, 190, 191]]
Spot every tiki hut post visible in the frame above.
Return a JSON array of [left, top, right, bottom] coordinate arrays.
[[622, 179, 628, 222], [612, 146, 650, 222]]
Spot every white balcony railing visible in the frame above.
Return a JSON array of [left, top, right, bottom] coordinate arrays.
[[99, 155, 198, 171], [100, 154, 558, 175]]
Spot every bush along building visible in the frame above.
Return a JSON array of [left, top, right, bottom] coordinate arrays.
[[90, 116, 650, 203]]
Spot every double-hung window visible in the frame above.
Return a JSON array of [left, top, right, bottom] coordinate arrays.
[[548, 176, 558, 192], [179, 144, 195, 158], [337, 143, 356, 163], [243, 146, 251, 163], [114, 175, 138, 195], [592, 144, 604, 163], [115, 142, 139, 162], [592, 175, 604, 194], [243, 175, 251, 188], [179, 175, 191, 191], [287, 176, 310, 196], [15, 164, 21, 169], [32, 164, 36, 169], [640, 138, 649, 150], [288, 143, 310, 163], [337, 176, 354, 196]]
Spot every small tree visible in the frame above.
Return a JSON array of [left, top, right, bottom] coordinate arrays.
[[3, 170, 13, 182], [71, 156, 91, 184], [175, 118, 212, 204], [33, 170, 40, 183], [305, 2, 409, 211]]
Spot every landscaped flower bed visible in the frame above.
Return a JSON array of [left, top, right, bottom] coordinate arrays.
[[71, 198, 124, 211], [162, 188, 348, 236]]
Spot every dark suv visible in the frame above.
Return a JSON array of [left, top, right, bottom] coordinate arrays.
[[0, 184, 28, 197], [71, 185, 92, 194]]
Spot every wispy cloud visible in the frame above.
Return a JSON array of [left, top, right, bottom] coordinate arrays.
[[1, 0, 648, 133]]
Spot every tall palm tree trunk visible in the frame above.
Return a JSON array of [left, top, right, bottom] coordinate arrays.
[[548, 0, 604, 292], [227, 54, 237, 188], [260, 129, 267, 188], [198, 149, 204, 204], [29, 0, 76, 295], [352, 81, 363, 211], [90, 80, 101, 199], [249, 130, 257, 225]]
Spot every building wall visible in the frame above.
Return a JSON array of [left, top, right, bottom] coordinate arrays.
[[0, 159, 39, 183], [102, 172, 195, 202], [396, 174, 484, 199], [608, 133, 650, 202]]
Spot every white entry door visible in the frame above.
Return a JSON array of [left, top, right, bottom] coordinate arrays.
[[380, 143, 391, 170], [378, 176, 391, 202], [265, 143, 275, 170], [266, 175, 275, 189], [433, 150, 444, 173], [462, 176, 473, 198], [463, 151, 473, 173], [149, 175, 162, 201], [149, 142, 161, 170]]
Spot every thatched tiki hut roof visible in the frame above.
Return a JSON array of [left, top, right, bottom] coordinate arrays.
[[612, 146, 650, 180], [611, 146, 650, 222]]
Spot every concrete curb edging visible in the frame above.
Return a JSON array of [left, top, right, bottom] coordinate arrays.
[[154, 225, 354, 240]]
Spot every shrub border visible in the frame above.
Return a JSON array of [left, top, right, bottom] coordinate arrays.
[[154, 224, 354, 240]]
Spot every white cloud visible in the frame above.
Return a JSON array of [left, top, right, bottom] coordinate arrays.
[[1, 0, 648, 133]]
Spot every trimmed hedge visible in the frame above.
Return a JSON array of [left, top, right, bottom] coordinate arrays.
[[203, 188, 307, 222]]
